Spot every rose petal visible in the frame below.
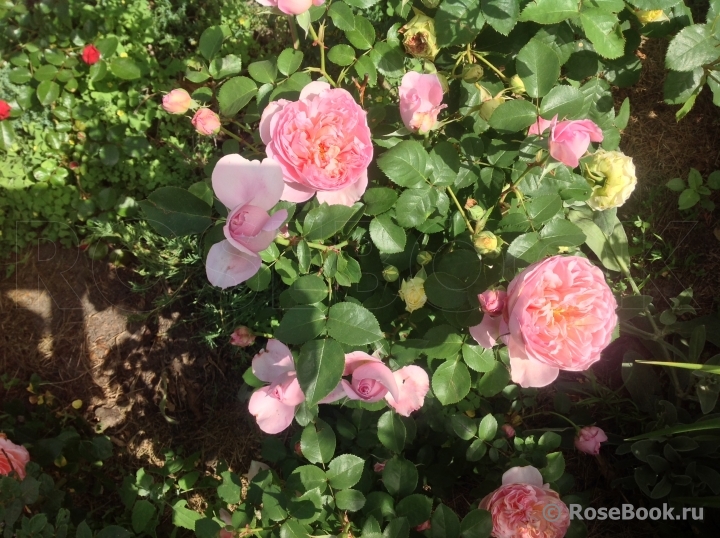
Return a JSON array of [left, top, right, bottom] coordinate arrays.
[[280, 180, 317, 203], [299, 81, 332, 100], [206, 240, 262, 289], [384, 365, 429, 416], [263, 209, 288, 231], [469, 315, 502, 348], [260, 100, 289, 145], [315, 172, 368, 207], [252, 339, 294, 383], [212, 155, 285, 210], [501, 465, 544, 487], [509, 356, 559, 388], [352, 362, 400, 402], [248, 387, 296, 434]]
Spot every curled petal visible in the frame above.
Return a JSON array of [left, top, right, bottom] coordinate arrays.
[[528, 115, 557, 136], [280, 180, 317, 203], [206, 241, 261, 289], [509, 356, 559, 388], [260, 100, 290, 145], [501, 465, 544, 487], [316, 172, 368, 207], [352, 362, 400, 402], [343, 351, 381, 375], [469, 315, 503, 349], [212, 155, 285, 210], [385, 365, 430, 416], [248, 387, 296, 434], [252, 339, 294, 383], [299, 81, 332, 100]]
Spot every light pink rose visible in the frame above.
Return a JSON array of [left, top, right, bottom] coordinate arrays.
[[243, 460, 270, 481], [501, 424, 515, 439], [192, 108, 221, 136], [260, 81, 372, 206], [255, 0, 324, 15], [470, 256, 617, 388], [247, 340, 305, 434], [219, 508, 233, 538], [206, 155, 288, 289], [230, 326, 256, 347], [399, 72, 447, 134], [0, 437, 30, 480], [322, 352, 400, 403], [374, 462, 386, 473], [480, 466, 570, 538], [162, 89, 192, 114], [528, 115, 603, 168], [574, 426, 607, 455], [479, 290, 507, 316], [384, 365, 429, 416], [415, 520, 431, 532]]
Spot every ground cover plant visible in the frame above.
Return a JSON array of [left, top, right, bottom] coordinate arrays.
[[1, 0, 720, 537]]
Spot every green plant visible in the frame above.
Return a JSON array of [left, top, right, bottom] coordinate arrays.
[[666, 168, 720, 211]]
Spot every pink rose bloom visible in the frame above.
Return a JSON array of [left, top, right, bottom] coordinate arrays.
[[528, 115, 603, 168], [480, 466, 570, 538], [230, 326, 256, 347], [0, 437, 30, 480], [192, 108, 221, 136], [206, 155, 288, 289], [260, 81, 372, 206], [384, 365, 429, 416], [574, 426, 608, 455], [470, 256, 617, 388], [255, 0, 324, 15], [479, 290, 507, 316], [399, 72, 447, 134], [374, 462, 386, 473], [501, 424, 515, 439], [248, 340, 305, 434], [322, 352, 400, 403], [415, 521, 431, 532], [162, 89, 192, 115]]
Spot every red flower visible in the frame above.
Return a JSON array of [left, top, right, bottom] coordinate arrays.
[[82, 45, 101, 65], [0, 100, 11, 121]]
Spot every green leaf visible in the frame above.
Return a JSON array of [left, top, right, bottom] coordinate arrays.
[[218, 76, 258, 116], [371, 42, 405, 78], [436, 0, 485, 47], [539, 432, 562, 450], [303, 203, 359, 240], [539, 218, 586, 249], [425, 272, 468, 310], [96, 526, 133, 538], [383, 456, 418, 497], [327, 302, 383, 345], [139, 187, 212, 238], [516, 38, 560, 98], [520, 0, 579, 24], [489, 100, 538, 132], [378, 411, 407, 452], [9, 67, 32, 84], [666, 24, 720, 72], [297, 338, 345, 405], [36, 80, 60, 106], [580, 9, 625, 59], [432, 360, 472, 405], [290, 275, 328, 304], [377, 140, 429, 187], [568, 208, 629, 272], [541, 452, 565, 482], [171, 499, 202, 530], [280, 520, 308, 538], [0, 122, 16, 151], [462, 344, 495, 372], [396, 494, 433, 527], [424, 325, 464, 359], [364, 188, 399, 215], [370, 215, 406, 253], [95, 36, 119, 57], [328, 44, 356, 66], [540, 85, 586, 119], [33, 64, 58, 81], [345, 15, 376, 49], [278, 48, 304, 76], [678, 188, 701, 209], [301, 419, 336, 463], [109, 57, 142, 80], [384, 518, 410, 538], [275, 305, 327, 344], [451, 414, 477, 440], [481, 0, 518, 35], [288, 465, 328, 493], [327, 454, 365, 489], [432, 505, 460, 538], [89, 60, 108, 82], [336, 489, 366, 511], [477, 413, 498, 441], [395, 189, 433, 228], [248, 60, 278, 84], [199, 25, 225, 60], [217, 471, 242, 504], [210, 54, 243, 79], [329, 2, 356, 31], [188, 181, 213, 205], [131, 500, 156, 534], [460, 509, 492, 538], [476, 360, 510, 396], [466, 439, 488, 461]]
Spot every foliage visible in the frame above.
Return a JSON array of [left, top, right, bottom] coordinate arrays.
[[666, 168, 720, 211]]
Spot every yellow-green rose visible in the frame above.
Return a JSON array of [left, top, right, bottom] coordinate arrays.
[[584, 150, 638, 211], [399, 277, 427, 313], [402, 10, 440, 61]]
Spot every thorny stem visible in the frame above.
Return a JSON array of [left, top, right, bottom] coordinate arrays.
[[287, 15, 300, 50], [275, 236, 348, 251], [447, 186, 475, 235], [308, 23, 337, 87]]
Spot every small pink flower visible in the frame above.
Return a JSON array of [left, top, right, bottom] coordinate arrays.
[[501, 424, 515, 439], [255, 0, 324, 15], [384, 365, 429, 416], [247, 340, 305, 434], [206, 155, 287, 289], [162, 89, 192, 115], [322, 352, 400, 404], [374, 462, 386, 473], [415, 520, 431, 531], [81, 44, 101, 65], [478, 290, 507, 316], [0, 100, 11, 121], [192, 108, 221, 136], [574, 426, 608, 455], [470, 256, 618, 388], [399, 72, 446, 134], [260, 81, 372, 206], [0, 437, 30, 480], [529, 115, 603, 168], [479, 466, 570, 538], [230, 326, 256, 347]]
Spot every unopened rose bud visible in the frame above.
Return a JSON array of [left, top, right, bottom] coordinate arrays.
[[230, 326, 256, 347], [82, 44, 101, 65], [575, 426, 608, 455], [462, 64, 484, 83], [294, 442, 302, 456], [416, 251, 432, 266], [501, 424, 515, 438], [583, 150, 637, 211], [162, 89, 193, 115], [473, 231, 498, 256], [479, 97, 504, 122], [415, 521, 431, 531], [382, 265, 400, 282], [0, 100, 11, 121], [399, 277, 427, 313], [635, 9, 669, 24], [465, 198, 477, 209], [192, 108, 221, 136], [402, 10, 440, 61], [478, 289, 507, 316], [467, 205, 485, 221], [509, 74, 525, 95], [373, 462, 386, 473]]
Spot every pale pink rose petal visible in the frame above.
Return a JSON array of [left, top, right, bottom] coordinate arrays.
[[263, 209, 288, 231], [260, 100, 290, 145], [248, 387, 296, 434], [501, 465, 544, 487], [528, 115, 557, 136], [549, 119, 604, 168], [469, 314, 503, 348], [206, 241, 261, 289], [351, 362, 400, 402], [571, 119, 604, 142], [252, 339, 294, 383], [243, 461, 271, 481], [384, 365, 429, 416], [575, 426, 608, 455], [231, 228, 279, 255], [277, 0, 313, 14], [280, 181, 317, 203], [315, 172, 368, 207], [399, 72, 445, 133], [274, 376, 305, 406], [312, 0, 325, 5], [343, 351, 381, 375], [509, 356, 559, 388], [219, 508, 233, 525], [0, 438, 30, 480], [299, 80, 332, 100], [212, 155, 285, 211], [319, 382, 347, 403], [478, 290, 507, 316]]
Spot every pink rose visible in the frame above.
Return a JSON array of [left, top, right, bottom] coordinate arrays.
[[501, 424, 515, 439], [162, 89, 192, 115], [260, 81, 372, 206], [192, 108, 221, 136], [230, 326, 256, 347], [255, 0, 324, 15], [206, 155, 288, 289], [480, 466, 570, 538], [478, 290, 507, 316], [470, 256, 617, 388], [374, 462, 386, 473], [0, 437, 30, 480], [574, 426, 607, 455], [384, 365, 429, 416], [399, 72, 446, 134], [528, 115, 603, 168], [219, 508, 233, 538], [415, 520, 431, 531], [243, 460, 270, 481], [322, 352, 400, 403], [248, 340, 305, 434]]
